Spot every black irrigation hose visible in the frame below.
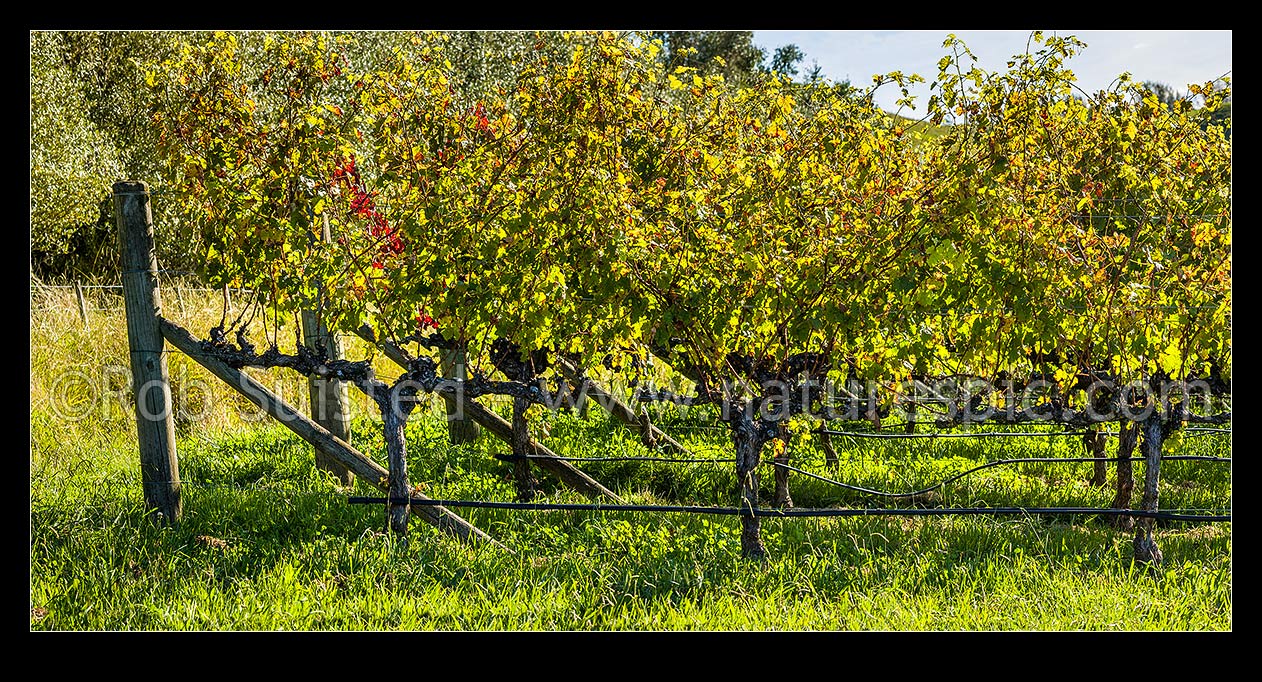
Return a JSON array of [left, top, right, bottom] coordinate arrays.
[[772, 455, 1230, 500], [345, 497, 1230, 523]]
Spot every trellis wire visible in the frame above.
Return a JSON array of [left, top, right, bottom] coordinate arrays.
[[32, 334, 1231, 454], [1068, 213, 1230, 219], [40, 479, 1229, 525], [45, 475, 1230, 512], [346, 497, 1230, 523], [492, 450, 1226, 468], [494, 453, 735, 464], [32, 284, 254, 293], [817, 428, 1101, 439], [772, 455, 1229, 500], [816, 427, 1229, 440], [489, 449, 1228, 502]]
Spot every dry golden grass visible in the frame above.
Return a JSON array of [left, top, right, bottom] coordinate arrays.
[[29, 276, 451, 460]]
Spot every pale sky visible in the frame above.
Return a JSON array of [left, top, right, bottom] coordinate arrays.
[[753, 30, 1232, 114]]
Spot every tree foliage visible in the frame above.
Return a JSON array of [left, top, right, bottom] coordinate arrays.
[[30, 32, 122, 262]]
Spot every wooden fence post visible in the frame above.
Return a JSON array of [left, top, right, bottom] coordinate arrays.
[[301, 310, 355, 486], [115, 181, 181, 524], [301, 214, 355, 486], [75, 281, 89, 327], [441, 347, 481, 444], [820, 429, 839, 468]]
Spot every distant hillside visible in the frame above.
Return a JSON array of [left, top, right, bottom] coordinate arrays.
[[889, 112, 951, 139]]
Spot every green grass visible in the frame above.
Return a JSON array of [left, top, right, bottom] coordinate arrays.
[[30, 285, 1231, 630], [30, 406, 1231, 630]]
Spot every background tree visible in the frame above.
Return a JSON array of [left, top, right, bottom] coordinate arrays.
[[804, 60, 825, 84], [1141, 80, 1181, 107], [1206, 81, 1231, 136], [768, 44, 805, 78], [1142, 79, 1230, 137], [30, 30, 572, 280], [647, 31, 766, 82], [30, 32, 123, 277], [31, 31, 189, 279], [646, 31, 811, 84]]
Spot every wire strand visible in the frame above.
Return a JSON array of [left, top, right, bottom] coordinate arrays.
[[772, 454, 1229, 500], [816, 428, 1103, 439], [345, 497, 1231, 523]]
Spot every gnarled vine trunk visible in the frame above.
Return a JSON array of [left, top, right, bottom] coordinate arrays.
[[1132, 410, 1163, 566], [732, 411, 768, 560], [1084, 429, 1108, 487], [380, 399, 411, 537], [1111, 421, 1136, 530], [512, 395, 539, 501], [1084, 388, 1111, 487]]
